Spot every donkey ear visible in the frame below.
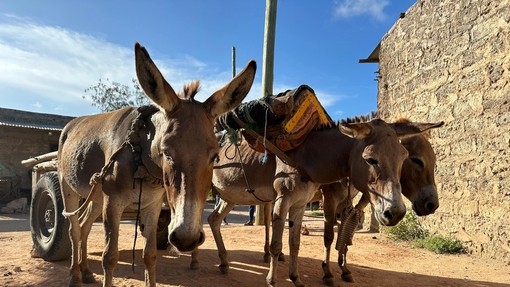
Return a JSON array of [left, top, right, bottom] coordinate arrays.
[[389, 121, 445, 139], [135, 42, 180, 113], [204, 60, 256, 118], [340, 122, 373, 139]]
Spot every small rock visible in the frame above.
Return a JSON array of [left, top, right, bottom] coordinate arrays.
[[13, 266, 22, 272], [301, 225, 310, 235]]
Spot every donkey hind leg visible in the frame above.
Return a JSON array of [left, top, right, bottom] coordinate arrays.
[[287, 204, 307, 287], [261, 202, 272, 263], [321, 197, 338, 286], [61, 182, 83, 287], [139, 197, 164, 287], [78, 201, 103, 284], [101, 196, 124, 287], [207, 198, 235, 274], [266, 196, 289, 287]]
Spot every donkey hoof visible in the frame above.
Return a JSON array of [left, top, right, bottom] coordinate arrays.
[[218, 264, 229, 274], [81, 272, 96, 284], [190, 261, 199, 270], [322, 276, 335, 286], [69, 277, 82, 287], [263, 254, 271, 263], [341, 273, 354, 282]]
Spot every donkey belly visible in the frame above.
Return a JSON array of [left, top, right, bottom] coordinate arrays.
[[213, 165, 276, 204]]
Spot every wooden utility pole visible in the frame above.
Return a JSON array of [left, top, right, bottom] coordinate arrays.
[[261, 0, 278, 97], [255, 0, 278, 226]]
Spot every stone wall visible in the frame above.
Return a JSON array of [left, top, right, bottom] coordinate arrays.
[[377, 0, 510, 261]]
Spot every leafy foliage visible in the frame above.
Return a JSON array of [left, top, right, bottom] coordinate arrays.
[[415, 235, 464, 254], [382, 211, 429, 241], [83, 78, 149, 112], [381, 210, 464, 254]]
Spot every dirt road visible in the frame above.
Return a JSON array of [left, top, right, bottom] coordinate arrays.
[[1, 203, 509, 287]]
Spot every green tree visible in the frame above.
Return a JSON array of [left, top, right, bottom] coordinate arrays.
[[83, 78, 149, 112]]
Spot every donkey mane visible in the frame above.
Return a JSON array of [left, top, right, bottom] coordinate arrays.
[[180, 80, 200, 100], [313, 111, 380, 131], [339, 111, 379, 125]]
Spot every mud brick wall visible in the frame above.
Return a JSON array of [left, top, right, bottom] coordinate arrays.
[[0, 125, 60, 200], [0, 108, 74, 201], [377, 0, 510, 261]]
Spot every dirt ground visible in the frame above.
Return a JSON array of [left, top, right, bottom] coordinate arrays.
[[1, 203, 509, 287]]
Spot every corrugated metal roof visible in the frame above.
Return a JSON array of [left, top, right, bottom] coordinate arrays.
[[0, 107, 75, 131], [0, 121, 64, 131]]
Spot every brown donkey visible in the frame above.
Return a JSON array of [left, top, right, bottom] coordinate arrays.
[[320, 118, 444, 285], [58, 42, 256, 287], [210, 119, 439, 286]]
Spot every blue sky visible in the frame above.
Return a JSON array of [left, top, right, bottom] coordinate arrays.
[[0, 0, 415, 118]]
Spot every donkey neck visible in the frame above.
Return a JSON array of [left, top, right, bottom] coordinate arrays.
[[286, 127, 357, 184], [138, 108, 167, 180]]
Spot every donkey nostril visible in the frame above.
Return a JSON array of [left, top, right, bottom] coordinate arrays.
[[426, 202, 438, 212], [383, 210, 393, 220]]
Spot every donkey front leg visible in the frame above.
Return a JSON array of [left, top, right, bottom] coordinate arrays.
[[140, 204, 164, 287], [266, 196, 289, 287], [287, 204, 307, 287], [207, 198, 235, 274]]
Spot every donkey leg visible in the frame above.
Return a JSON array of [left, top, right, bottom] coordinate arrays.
[[321, 191, 338, 286], [101, 197, 124, 287], [61, 183, 83, 287], [262, 202, 276, 263], [287, 204, 306, 287], [190, 248, 200, 270], [207, 199, 235, 274], [78, 201, 102, 284], [266, 196, 289, 287], [140, 200, 163, 287], [338, 245, 353, 282]]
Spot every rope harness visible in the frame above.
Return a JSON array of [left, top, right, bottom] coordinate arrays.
[[219, 129, 272, 203], [335, 179, 370, 269]]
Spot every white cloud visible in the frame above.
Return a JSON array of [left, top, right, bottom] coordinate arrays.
[[0, 21, 133, 104], [0, 15, 345, 118], [0, 15, 245, 115], [333, 0, 390, 21]]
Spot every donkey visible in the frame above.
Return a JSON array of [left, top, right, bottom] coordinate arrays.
[[58, 42, 256, 287], [320, 118, 444, 285], [211, 118, 440, 286]]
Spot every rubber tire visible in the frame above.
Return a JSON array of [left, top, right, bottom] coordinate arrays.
[[30, 172, 71, 261]]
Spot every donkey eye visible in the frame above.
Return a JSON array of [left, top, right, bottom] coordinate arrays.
[[410, 157, 424, 168], [163, 150, 174, 164], [365, 157, 378, 166], [211, 153, 219, 164]]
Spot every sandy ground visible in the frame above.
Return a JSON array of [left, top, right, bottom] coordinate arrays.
[[1, 203, 509, 287]]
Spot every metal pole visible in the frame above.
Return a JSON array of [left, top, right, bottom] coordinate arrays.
[[256, 0, 278, 226], [232, 46, 236, 77]]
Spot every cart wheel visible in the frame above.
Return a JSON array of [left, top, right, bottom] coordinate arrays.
[[30, 172, 71, 261], [156, 209, 171, 250]]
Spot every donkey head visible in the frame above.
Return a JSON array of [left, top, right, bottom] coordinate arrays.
[[341, 119, 409, 226], [392, 120, 444, 216], [135, 42, 256, 251]]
